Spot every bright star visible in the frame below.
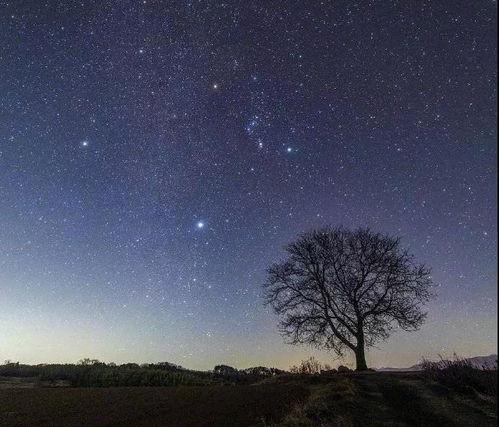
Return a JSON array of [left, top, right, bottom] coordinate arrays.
[[286, 147, 292, 153], [196, 221, 205, 229], [81, 140, 89, 147]]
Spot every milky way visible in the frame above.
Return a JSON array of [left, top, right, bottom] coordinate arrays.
[[0, 1, 496, 369]]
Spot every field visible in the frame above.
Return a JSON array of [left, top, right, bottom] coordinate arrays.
[[0, 372, 496, 426], [1, 383, 307, 427]]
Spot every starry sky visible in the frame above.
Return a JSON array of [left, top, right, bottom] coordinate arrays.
[[0, 1, 497, 370]]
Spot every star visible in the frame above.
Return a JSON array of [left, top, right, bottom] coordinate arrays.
[[2, 0, 496, 374]]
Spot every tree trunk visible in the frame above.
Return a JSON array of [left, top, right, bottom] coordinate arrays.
[[355, 329, 368, 371], [354, 346, 368, 371]]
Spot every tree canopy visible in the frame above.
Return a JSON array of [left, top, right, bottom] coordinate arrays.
[[263, 226, 434, 370]]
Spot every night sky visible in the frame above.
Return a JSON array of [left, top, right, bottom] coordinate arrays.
[[0, 1, 497, 370]]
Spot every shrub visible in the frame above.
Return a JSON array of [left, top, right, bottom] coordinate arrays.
[[289, 357, 324, 375]]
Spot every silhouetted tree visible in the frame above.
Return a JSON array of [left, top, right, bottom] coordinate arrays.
[[243, 366, 272, 376], [263, 226, 434, 370], [78, 358, 102, 366], [213, 365, 239, 376]]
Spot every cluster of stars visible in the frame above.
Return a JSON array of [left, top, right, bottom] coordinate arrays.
[[0, 0, 496, 369]]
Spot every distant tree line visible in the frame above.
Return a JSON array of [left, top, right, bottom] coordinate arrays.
[[0, 360, 209, 387], [0, 360, 286, 387], [1, 356, 367, 388], [213, 365, 285, 384]]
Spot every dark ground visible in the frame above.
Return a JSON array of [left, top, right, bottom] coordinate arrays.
[[0, 372, 496, 426], [341, 372, 496, 427], [0, 383, 307, 427]]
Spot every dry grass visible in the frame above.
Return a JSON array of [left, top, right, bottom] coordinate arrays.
[[421, 355, 498, 396], [278, 377, 355, 426], [266, 372, 496, 427]]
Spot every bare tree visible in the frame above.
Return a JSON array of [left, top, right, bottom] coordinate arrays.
[[263, 226, 434, 370]]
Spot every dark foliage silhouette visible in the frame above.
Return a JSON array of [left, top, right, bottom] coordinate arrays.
[[288, 357, 332, 374], [422, 355, 497, 396], [0, 360, 208, 387], [0, 360, 286, 387]]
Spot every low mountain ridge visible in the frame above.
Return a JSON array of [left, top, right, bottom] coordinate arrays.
[[377, 354, 497, 372]]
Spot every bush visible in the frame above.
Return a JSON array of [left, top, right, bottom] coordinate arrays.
[[289, 357, 328, 375], [337, 365, 351, 373]]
